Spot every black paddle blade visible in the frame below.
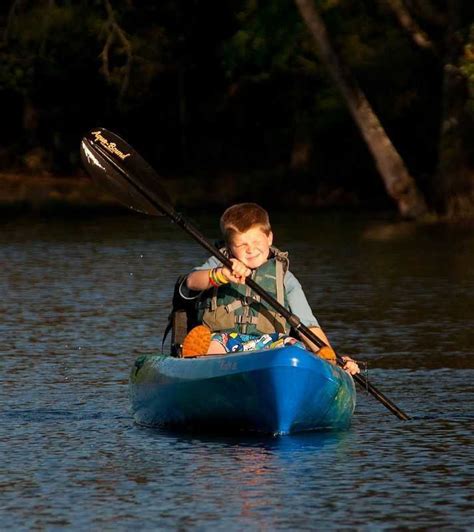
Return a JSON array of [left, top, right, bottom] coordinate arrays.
[[80, 128, 173, 217]]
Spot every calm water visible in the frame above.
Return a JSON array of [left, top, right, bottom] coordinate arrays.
[[1, 211, 473, 530]]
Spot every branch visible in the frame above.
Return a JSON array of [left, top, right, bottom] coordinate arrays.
[[100, 0, 133, 98], [383, 0, 434, 50], [100, 30, 115, 81]]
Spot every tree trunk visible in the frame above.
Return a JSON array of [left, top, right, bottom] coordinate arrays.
[[294, 0, 428, 218], [23, 96, 39, 142], [434, 3, 474, 219]]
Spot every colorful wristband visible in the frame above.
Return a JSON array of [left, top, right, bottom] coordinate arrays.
[[215, 268, 229, 284], [208, 269, 219, 287], [208, 267, 229, 287]]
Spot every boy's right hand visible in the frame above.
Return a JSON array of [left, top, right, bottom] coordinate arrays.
[[222, 259, 252, 284]]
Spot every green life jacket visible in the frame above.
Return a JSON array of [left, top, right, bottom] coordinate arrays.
[[197, 246, 290, 335]]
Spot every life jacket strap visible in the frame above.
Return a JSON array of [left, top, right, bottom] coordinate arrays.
[[235, 315, 259, 325], [210, 288, 218, 311], [276, 260, 284, 305], [225, 300, 243, 312]]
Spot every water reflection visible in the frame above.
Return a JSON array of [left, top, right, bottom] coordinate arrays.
[[139, 424, 350, 454]]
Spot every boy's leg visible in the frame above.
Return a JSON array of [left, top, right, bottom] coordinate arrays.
[[207, 340, 227, 354]]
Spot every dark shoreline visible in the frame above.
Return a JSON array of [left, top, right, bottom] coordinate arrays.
[[0, 171, 377, 217]]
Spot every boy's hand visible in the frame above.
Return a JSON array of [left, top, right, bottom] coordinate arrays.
[[222, 259, 252, 284], [341, 356, 360, 375], [318, 346, 360, 375]]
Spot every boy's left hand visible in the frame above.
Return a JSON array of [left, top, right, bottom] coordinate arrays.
[[341, 356, 360, 375]]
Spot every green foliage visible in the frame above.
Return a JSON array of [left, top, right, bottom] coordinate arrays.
[[0, 4, 97, 92], [0, 1, 178, 170], [222, 1, 306, 79], [0, 1, 172, 98], [219, 0, 442, 183], [0, 0, 471, 210]]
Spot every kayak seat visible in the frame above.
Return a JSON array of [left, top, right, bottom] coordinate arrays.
[[164, 275, 200, 357]]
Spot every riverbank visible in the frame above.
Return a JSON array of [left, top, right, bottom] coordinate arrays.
[[0, 171, 361, 215], [0, 173, 122, 215]]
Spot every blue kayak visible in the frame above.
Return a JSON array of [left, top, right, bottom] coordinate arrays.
[[129, 345, 356, 435]]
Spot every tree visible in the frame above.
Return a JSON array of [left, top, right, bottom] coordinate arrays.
[[0, 0, 170, 171], [294, 0, 428, 218], [382, 0, 474, 218], [433, 4, 473, 218]]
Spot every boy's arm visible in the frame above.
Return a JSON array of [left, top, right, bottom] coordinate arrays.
[[284, 274, 337, 359], [186, 269, 213, 291], [300, 326, 360, 375], [300, 327, 336, 364], [299, 326, 335, 361], [185, 256, 220, 291], [285, 271, 359, 374]]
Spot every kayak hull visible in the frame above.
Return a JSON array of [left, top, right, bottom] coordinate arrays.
[[129, 345, 356, 435]]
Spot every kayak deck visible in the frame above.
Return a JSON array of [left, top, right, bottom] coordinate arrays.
[[129, 345, 356, 435]]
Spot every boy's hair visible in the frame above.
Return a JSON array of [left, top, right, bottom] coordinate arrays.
[[220, 203, 271, 242]]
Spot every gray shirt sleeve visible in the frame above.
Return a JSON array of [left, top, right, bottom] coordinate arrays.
[[284, 270, 319, 328], [194, 256, 221, 271]]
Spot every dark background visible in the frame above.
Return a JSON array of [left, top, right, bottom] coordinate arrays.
[[0, 1, 472, 211]]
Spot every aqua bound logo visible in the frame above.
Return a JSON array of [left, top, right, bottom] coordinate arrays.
[[91, 130, 131, 160]]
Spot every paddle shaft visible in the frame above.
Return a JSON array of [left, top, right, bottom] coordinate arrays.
[[86, 134, 410, 421]]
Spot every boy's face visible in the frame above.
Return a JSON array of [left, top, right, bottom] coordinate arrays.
[[228, 226, 273, 269]]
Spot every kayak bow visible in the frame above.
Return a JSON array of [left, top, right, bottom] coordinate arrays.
[[129, 345, 356, 435]]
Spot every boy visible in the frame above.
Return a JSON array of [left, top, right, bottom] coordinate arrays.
[[183, 203, 359, 375]]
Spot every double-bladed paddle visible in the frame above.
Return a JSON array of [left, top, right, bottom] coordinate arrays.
[[80, 127, 410, 421]]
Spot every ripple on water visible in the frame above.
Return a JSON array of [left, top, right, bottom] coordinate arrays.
[[1, 214, 473, 530]]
